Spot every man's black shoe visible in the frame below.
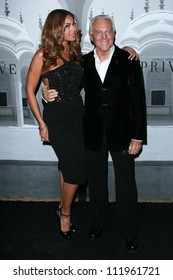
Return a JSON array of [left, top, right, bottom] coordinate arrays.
[[126, 237, 139, 252], [88, 228, 102, 240]]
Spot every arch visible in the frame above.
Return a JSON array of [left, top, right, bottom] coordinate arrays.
[[120, 11, 173, 52]]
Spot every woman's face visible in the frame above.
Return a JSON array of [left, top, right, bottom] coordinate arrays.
[[63, 15, 77, 42]]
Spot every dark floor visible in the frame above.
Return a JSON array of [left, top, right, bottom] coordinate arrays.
[[0, 201, 173, 260]]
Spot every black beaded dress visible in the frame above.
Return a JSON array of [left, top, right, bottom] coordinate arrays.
[[42, 56, 86, 184]]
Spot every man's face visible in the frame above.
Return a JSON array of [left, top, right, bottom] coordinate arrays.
[[89, 18, 115, 54]]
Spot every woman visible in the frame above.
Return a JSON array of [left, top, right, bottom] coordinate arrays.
[[25, 9, 86, 240]]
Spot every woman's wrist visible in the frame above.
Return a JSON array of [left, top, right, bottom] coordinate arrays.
[[38, 124, 47, 131]]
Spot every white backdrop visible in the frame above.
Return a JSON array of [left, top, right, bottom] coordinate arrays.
[[0, 0, 173, 162]]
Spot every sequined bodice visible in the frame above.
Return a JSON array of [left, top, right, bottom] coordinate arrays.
[[42, 57, 83, 107]]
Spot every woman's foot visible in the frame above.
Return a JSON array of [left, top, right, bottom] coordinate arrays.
[[59, 208, 72, 240], [56, 207, 76, 233]]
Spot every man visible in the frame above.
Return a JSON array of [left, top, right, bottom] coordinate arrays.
[[42, 15, 147, 252]]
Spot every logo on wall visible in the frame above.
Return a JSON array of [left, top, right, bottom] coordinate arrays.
[[0, 62, 17, 75]]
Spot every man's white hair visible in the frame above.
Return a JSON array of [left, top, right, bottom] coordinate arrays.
[[89, 14, 116, 33]]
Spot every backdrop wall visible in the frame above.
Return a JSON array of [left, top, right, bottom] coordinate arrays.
[[0, 0, 173, 201]]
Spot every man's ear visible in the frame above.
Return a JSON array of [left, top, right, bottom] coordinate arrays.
[[89, 32, 94, 45], [113, 32, 116, 44]]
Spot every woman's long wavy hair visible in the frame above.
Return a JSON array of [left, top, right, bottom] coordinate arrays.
[[41, 9, 82, 73]]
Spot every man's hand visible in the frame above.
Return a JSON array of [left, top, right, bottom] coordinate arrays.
[[42, 85, 58, 102], [128, 139, 142, 155], [122, 46, 139, 61]]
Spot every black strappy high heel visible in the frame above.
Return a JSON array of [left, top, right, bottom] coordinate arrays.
[[56, 207, 76, 233], [59, 208, 72, 240]]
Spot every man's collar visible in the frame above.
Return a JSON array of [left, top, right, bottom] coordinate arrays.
[[94, 45, 115, 62]]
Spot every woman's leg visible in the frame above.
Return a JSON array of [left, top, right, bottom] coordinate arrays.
[[60, 181, 78, 232]]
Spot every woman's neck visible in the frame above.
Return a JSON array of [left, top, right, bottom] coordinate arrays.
[[62, 45, 70, 60]]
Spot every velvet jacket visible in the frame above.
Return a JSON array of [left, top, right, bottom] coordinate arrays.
[[82, 45, 147, 152]]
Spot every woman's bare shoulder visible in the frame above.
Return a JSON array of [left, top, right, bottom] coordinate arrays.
[[35, 48, 44, 57]]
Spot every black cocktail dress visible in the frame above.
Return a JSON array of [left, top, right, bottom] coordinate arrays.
[[42, 57, 86, 184]]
